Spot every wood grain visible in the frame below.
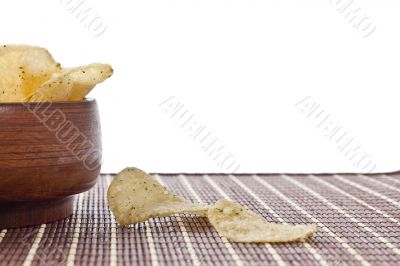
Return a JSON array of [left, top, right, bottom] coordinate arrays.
[[0, 99, 101, 228]]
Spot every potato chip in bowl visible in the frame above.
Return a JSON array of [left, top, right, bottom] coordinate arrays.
[[0, 44, 112, 102]]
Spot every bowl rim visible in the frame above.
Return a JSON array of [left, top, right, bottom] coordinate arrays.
[[0, 97, 96, 106]]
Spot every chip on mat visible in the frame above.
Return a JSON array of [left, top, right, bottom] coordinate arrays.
[[107, 166, 317, 243], [107, 167, 210, 225], [208, 199, 317, 243]]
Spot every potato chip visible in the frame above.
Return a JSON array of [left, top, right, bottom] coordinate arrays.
[[28, 71, 72, 102], [28, 63, 113, 102], [208, 199, 317, 243], [107, 167, 210, 225], [0, 45, 61, 102], [66, 63, 113, 101]]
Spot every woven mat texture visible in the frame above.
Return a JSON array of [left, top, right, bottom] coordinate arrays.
[[1, 173, 400, 266]]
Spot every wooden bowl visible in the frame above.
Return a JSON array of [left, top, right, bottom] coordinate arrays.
[[0, 99, 102, 229]]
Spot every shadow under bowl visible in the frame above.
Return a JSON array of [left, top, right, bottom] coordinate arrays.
[[0, 99, 102, 229]]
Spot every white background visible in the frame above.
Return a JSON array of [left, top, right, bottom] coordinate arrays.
[[2, 0, 400, 173]]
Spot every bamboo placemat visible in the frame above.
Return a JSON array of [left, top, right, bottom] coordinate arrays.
[[1, 173, 400, 266]]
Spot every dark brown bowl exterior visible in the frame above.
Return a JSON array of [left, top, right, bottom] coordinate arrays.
[[0, 99, 101, 228]]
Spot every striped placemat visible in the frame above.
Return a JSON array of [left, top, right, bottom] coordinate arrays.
[[1, 173, 400, 266]]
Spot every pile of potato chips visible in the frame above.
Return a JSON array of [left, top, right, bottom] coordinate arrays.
[[0, 45, 112, 102], [108, 167, 317, 243]]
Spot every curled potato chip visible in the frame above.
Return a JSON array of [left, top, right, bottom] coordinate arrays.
[[29, 63, 113, 102], [0, 45, 61, 102], [208, 199, 317, 243], [107, 167, 210, 225], [28, 71, 72, 102], [66, 63, 113, 101]]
